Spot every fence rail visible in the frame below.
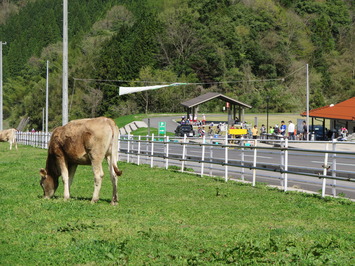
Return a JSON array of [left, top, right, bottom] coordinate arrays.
[[16, 131, 355, 199]]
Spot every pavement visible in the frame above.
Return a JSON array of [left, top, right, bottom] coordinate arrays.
[[279, 141, 355, 152], [141, 115, 355, 152]]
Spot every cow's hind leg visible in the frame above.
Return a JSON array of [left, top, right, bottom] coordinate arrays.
[[13, 138, 17, 150], [107, 156, 118, 205], [91, 160, 104, 203], [68, 164, 78, 189]]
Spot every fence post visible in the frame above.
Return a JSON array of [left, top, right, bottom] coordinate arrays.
[[240, 136, 245, 181], [280, 139, 285, 187], [118, 133, 121, 161], [127, 133, 131, 163], [150, 133, 155, 168], [146, 135, 149, 164], [181, 134, 187, 172], [284, 138, 289, 192], [225, 133, 228, 182], [209, 137, 213, 176], [137, 135, 141, 165], [165, 135, 169, 170], [322, 143, 329, 198], [45, 132, 49, 149], [252, 139, 258, 186], [332, 140, 337, 197], [200, 135, 206, 177]]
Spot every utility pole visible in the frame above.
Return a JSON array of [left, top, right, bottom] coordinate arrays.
[[62, 0, 68, 125], [306, 64, 309, 141], [0, 41, 6, 131], [46, 60, 49, 134]]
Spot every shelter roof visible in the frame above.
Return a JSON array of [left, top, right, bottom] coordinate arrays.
[[301, 97, 355, 121], [181, 92, 252, 109]]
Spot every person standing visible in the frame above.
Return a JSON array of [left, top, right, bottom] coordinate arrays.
[[260, 124, 266, 139], [302, 120, 308, 140], [288, 120, 295, 140], [280, 121, 286, 137], [202, 114, 206, 125], [251, 125, 258, 139]]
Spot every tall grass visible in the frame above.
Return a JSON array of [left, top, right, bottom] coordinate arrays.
[[0, 145, 353, 264]]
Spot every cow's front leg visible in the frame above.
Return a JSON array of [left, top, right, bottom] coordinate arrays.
[[60, 163, 70, 200], [91, 161, 104, 203]]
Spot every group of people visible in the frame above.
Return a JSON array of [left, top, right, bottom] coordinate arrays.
[[196, 125, 222, 137], [180, 114, 207, 126], [250, 120, 298, 140]]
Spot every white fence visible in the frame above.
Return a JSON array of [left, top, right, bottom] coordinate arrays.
[[119, 134, 355, 199], [16, 131, 50, 149], [16, 131, 355, 199]]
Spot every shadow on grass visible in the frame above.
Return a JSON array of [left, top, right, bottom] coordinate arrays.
[[36, 194, 112, 203]]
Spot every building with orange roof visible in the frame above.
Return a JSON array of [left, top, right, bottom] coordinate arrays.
[[301, 97, 355, 136]]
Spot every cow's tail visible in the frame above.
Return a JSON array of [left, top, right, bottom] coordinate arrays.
[[110, 122, 122, 177]]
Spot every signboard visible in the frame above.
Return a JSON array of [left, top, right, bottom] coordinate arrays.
[[158, 122, 166, 135], [229, 128, 247, 135]]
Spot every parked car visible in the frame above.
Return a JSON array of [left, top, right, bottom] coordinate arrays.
[[175, 124, 195, 137], [310, 125, 326, 140]]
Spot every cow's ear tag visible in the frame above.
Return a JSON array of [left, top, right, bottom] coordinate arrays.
[[40, 168, 47, 178]]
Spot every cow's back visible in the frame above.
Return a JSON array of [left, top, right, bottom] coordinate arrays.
[[0, 128, 16, 142], [48, 117, 117, 164]]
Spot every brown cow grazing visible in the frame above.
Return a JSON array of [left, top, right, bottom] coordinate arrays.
[[0, 128, 18, 150], [39, 117, 122, 205]]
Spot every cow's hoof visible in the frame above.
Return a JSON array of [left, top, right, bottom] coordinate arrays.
[[111, 201, 118, 206], [91, 199, 98, 204]]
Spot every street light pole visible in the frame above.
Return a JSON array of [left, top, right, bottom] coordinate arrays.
[[0, 41, 7, 131]]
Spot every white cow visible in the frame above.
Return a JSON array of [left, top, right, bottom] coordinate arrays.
[[0, 128, 18, 150], [39, 117, 122, 205]]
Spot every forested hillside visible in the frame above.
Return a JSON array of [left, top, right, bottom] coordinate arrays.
[[0, 0, 353, 130]]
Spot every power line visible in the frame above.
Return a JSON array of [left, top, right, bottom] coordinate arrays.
[[73, 77, 285, 87], [72, 66, 309, 94]]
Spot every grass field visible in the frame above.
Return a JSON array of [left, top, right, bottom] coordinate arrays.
[[0, 144, 354, 264]]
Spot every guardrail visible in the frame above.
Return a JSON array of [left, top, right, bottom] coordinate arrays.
[[118, 133, 355, 199], [15, 131, 355, 199]]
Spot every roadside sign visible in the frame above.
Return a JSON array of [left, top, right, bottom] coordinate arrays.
[[158, 122, 166, 135]]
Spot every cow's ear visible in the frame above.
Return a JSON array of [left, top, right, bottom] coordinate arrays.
[[40, 168, 47, 178]]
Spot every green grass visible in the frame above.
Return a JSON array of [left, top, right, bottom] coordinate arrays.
[[1, 144, 354, 265], [114, 114, 175, 136], [113, 114, 148, 128]]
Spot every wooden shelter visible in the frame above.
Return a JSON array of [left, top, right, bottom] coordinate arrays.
[[181, 92, 252, 125]]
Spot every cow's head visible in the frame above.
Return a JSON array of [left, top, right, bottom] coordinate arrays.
[[39, 168, 58, 198]]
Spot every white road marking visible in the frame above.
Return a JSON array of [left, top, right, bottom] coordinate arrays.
[[312, 161, 355, 167], [245, 155, 273, 159]]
